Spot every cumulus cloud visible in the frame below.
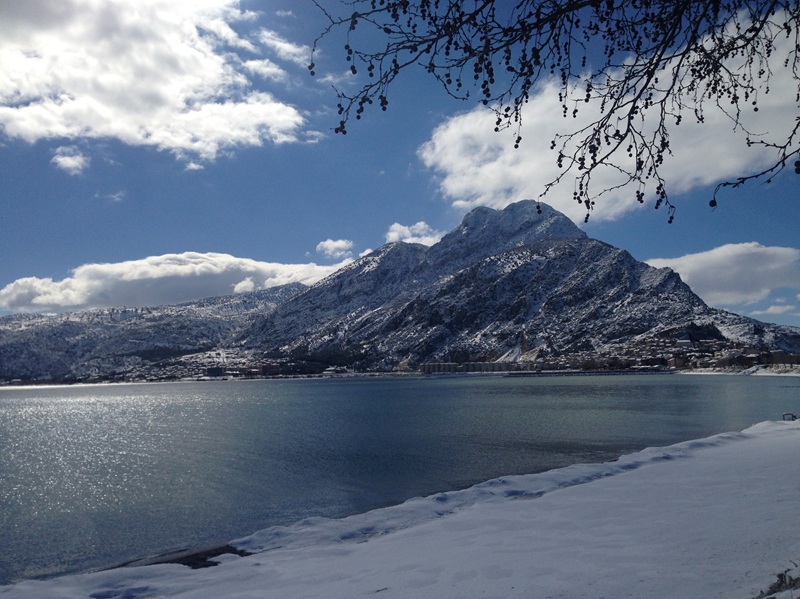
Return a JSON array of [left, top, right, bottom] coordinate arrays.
[[50, 145, 89, 175], [647, 243, 800, 307], [232, 276, 256, 294], [418, 35, 798, 223], [316, 239, 354, 260], [385, 222, 445, 246], [0, 0, 314, 166], [0, 252, 348, 313]]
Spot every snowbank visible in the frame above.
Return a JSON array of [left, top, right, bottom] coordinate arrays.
[[3, 421, 799, 599], [683, 365, 800, 376]]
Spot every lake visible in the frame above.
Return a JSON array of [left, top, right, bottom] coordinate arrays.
[[1, 373, 798, 584]]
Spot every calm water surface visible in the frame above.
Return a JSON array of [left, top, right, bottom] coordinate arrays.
[[1, 374, 798, 584]]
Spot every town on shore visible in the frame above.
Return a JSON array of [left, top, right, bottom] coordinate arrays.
[[4, 336, 798, 386]]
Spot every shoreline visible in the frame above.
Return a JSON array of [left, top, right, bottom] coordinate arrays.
[[679, 364, 800, 376], [4, 421, 799, 598], [4, 364, 799, 389], [114, 545, 252, 571], [2, 373, 798, 589]]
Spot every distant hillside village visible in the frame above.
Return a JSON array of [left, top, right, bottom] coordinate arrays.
[[422, 338, 800, 374], [220, 338, 798, 380], [5, 336, 795, 386]]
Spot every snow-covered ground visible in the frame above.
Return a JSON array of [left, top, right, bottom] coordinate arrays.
[[3, 421, 799, 599], [684, 365, 800, 376]]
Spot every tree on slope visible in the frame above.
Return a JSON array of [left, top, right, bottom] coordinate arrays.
[[310, 0, 800, 221]]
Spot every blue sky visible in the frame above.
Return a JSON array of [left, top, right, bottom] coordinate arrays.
[[0, 0, 798, 327]]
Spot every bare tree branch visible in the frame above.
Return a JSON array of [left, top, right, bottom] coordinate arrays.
[[311, 0, 800, 222]]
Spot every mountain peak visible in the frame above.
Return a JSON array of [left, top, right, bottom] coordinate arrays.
[[425, 200, 585, 270]]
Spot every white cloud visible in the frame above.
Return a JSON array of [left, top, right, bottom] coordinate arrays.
[[317, 70, 357, 88], [316, 239, 354, 260], [751, 304, 797, 316], [243, 58, 287, 82], [647, 243, 800, 306], [258, 30, 311, 67], [50, 145, 89, 175], [385, 222, 445, 246], [0, 0, 312, 166], [93, 190, 126, 203], [232, 276, 256, 294], [106, 191, 126, 203], [0, 252, 349, 313], [418, 34, 798, 223]]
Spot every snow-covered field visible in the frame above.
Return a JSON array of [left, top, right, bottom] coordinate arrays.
[[2, 421, 799, 599]]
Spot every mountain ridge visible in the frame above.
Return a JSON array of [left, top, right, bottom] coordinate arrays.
[[1, 201, 798, 382]]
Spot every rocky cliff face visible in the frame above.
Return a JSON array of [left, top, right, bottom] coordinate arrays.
[[1, 202, 798, 381]]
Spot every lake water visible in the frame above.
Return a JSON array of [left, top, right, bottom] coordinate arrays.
[[1, 374, 798, 584]]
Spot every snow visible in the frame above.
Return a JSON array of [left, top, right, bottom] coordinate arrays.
[[3, 420, 799, 599]]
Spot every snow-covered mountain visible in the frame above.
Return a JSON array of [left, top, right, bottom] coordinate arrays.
[[0, 284, 305, 382], [243, 202, 799, 370], [1, 202, 798, 382]]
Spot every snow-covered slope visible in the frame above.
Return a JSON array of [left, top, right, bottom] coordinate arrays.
[[1, 201, 798, 381], [4, 420, 800, 599], [0, 284, 305, 381], [422, 201, 586, 273], [243, 201, 799, 369]]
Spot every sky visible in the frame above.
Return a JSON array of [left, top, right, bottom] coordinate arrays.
[[4, 419, 800, 597], [0, 0, 798, 327]]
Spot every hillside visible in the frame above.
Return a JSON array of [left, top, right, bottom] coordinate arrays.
[[0, 284, 304, 382], [1, 202, 798, 382], [243, 202, 799, 371]]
